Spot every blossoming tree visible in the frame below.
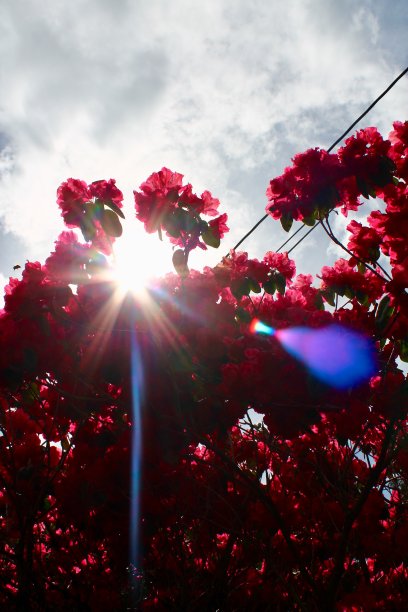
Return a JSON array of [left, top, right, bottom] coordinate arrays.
[[0, 122, 407, 610]]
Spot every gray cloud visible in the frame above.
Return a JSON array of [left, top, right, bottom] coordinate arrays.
[[0, 218, 27, 277], [0, 0, 407, 276]]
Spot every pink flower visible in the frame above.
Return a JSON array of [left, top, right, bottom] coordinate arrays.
[[347, 220, 381, 262], [89, 179, 123, 207], [208, 213, 229, 239], [263, 251, 296, 280], [57, 178, 90, 227]]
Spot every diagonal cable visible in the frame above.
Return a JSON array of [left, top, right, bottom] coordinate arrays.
[[229, 66, 408, 256]]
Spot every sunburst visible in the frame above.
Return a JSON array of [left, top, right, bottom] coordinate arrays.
[[111, 221, 172, 298]]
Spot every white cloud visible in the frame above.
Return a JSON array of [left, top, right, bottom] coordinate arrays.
[[0, 273, 7, 293], [0, 0, 407, 275]]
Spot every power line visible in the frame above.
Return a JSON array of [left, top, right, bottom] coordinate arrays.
[[229, 66, 408, 256], [327, 66, 408, 153], [275, 224, 304, 253], [286, 224, 320, 256], [230, 213, 268, 252]]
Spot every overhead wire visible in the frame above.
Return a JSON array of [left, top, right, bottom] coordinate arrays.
[[228, 66, 408, 256]]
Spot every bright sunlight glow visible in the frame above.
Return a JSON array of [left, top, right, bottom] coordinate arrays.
[[111, 221, 172, 298]]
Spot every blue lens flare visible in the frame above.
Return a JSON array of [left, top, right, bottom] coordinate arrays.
[[249, 318, 276, 336], [130, 329, 143, 572], [250, 320, 376, 389]]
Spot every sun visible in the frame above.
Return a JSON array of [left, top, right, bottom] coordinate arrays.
[[111, 222, 172, 298]]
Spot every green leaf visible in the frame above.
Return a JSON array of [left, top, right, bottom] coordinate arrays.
[[356, 176, 370, 199], [303, 215, 315, 227], [344, 287, 355, 300], [202, 227, 220, 248], [165, 216, 180, 238], [92, 201, 104, 221], [86, 253, 108, 275], [356, 291, 369, 306], [22, 382, 40, 406], [103, 200, 125, 219], [373, 156, 395, 187], [280, 214, 293, 233], [43, 498, 52, 512], [166, 208, 193, 238], [398, 339, 408, 363], [172, 249, 189, 278], [263, 278, 276, 295], [317, 184, 341, 210], [230, 277, 251, 300], [80, 212, 96, 242], [315, 293, 325, 311], [184, 213, 199, 233], [158, 226, 163, 241], [321, 289, 335, 307], [61, 436, 70, 452], [375, 295, 394, 334], [368, 246, 380, 263], [376, 295, 391, 320], [230, 280, 243, 300], [275, 272, 286, 295], [249, 277, 261, 293], [101, 209, 123, 237], [241, 278, 252, 296], [235, 307, 251, 323]]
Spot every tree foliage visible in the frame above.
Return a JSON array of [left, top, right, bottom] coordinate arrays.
[[0, 122, 407, 610]]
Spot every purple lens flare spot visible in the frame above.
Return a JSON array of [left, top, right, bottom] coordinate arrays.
[[250, 320, 376, 388]]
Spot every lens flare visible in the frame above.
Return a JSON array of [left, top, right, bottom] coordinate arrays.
[[250, 320, 376, 389], [111, 221, 172, 299], [129, 329, 143, 573], [249, 318, 276, 336]]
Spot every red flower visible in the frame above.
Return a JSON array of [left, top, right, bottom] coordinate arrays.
[[320, 257, 384, 302], [208, 213, 229, 239], [57, 178, 90, 227], [89, 178, 123, 207], [134, 168, 226, 255], [337, 127, 394, 210], [263, 251, 296, 281], [134, 168, 184, 232], [347, 219, 381, 262], [200, 190, 220, 216], [389, 120, 408, 155], [266, 148, 343, 222], [45, 231, 91, 284], [1, 122, 407, 610]]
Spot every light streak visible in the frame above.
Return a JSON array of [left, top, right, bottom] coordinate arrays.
[[129, 328, 143, 574], [250, 320, 376, 389]]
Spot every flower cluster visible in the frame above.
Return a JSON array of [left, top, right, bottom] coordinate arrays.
[[57, 178, 124, 254], [320, 258, 385, 305], [266, 126, 396, 227], [389, 120, 408, 180], [134, 168, 229, 262], [0, 123, 407, 609], [266, 148, 343, 227], [346, 219, 381, 263]]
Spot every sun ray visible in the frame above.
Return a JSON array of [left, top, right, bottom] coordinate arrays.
[[111, 222, 171, 299]]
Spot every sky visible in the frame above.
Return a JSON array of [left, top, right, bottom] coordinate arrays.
[[0, 0, 407, 296]]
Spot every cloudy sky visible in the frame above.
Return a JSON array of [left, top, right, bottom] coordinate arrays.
[[0, 0, 407, 295]]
